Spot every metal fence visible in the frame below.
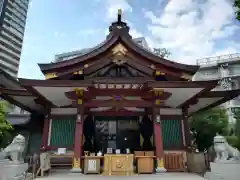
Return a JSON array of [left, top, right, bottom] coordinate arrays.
[[197, 53, 240, 66]]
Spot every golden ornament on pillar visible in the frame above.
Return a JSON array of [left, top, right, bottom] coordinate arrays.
[[155, 99, 161, 105], [157, 158, 164, 168], [74, 88, 84, 96], [73, 157, 80, 168], [77, 98, 83, 104]]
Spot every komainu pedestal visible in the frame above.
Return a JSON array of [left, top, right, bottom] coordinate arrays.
[[205, 161, 240, 180], [204, 134, 240, 180]]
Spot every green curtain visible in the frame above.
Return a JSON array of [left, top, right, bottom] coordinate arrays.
[[50, 117, 76, 147], [162, 120, 183, 149]]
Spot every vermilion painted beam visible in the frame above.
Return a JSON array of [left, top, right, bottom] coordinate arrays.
[[0, 87, 32, 96], [72, 99, 154, 108], [65, 89, 153, 99], [65, 89, 172, 101], [90, 110, 144, 116]]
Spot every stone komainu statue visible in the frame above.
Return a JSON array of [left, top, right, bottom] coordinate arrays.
[[214, 134, 240, 161], [2, 134, 26, 162], [0, 134, 28, 180]]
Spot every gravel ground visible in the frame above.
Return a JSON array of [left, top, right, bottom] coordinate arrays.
[[37, 171, 206, 180]]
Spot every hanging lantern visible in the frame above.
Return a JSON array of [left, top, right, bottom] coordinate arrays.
[[156, 115, 161, 124], [76, 114, 81, 123]]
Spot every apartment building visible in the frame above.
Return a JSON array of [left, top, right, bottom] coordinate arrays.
[[0, 0, 30, 77], [193, 53, 240, 123]]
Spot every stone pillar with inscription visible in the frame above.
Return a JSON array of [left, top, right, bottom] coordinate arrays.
[[153, 90, 166, 173], [71, 88, 84, 173]]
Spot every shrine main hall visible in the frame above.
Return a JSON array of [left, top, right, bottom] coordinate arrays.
[[1, 9, 240, 175]]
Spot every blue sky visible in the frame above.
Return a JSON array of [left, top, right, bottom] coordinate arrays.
[[18, 0, 240, 79]]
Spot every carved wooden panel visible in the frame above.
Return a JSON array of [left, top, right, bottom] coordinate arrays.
[[90, 64, 147, 77]]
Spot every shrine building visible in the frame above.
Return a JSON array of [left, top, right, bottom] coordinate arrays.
[[1, 9, 240, 174]]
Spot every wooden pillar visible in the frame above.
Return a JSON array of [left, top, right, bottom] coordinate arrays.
[[71, 88, 84, 173], [182, 107, 191, 149], [40, 109, 50, 152], [153, 89, 166, 173]]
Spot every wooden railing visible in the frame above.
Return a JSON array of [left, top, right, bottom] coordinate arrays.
[[164, 152, 186, 172]]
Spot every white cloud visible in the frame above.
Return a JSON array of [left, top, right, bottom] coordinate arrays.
[[53, 32, 65, 38], [144, 0, 240, 65], [78, 29, 101, 36], [129, 28, 143, 38]]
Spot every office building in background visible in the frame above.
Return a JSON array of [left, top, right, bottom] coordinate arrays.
[[0, 0, 30, 77]]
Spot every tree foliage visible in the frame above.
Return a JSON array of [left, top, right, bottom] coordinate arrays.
[[234, 108, 240, 149], [153, 48, 171, 58], [0, 100, 13, 148], [234, 0, 240, 21], [190, 108, 229, 152]]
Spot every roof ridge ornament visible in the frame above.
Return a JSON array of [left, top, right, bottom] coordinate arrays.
[[108, 9, 130, 34], [118, 9, 122, 23]]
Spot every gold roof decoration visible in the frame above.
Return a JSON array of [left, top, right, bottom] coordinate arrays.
[[112, 43, 127, 56], [118, 8, 122, 15], [45, 73, 57, 80], [112, 43, 128, 65]]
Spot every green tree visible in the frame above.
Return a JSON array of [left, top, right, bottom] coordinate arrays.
[[190, 108, 229, 152], [153, 48, 171, 58], [234, 0, 240, 21], [234, 107, 240, 149], [0, 100, 13, 148]]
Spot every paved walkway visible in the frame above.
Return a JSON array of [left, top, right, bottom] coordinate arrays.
[[37, 171, 206, 180]]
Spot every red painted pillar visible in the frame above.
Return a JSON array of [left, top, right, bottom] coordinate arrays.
[[182, 107, 191, 149], [153, 107, 166, 172], [71, 89, 84, 173], [40, 112, 50, 152]]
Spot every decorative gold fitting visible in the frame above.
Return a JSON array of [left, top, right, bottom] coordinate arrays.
[[73, 157, 80, 168], [73, 70, 83, 75], [155, 99, 161, 105], [155, 71, 166, 76], [112, 43, 127, 56], [45, 73, 57, 79], [77, 98, 83, 105], [158, 158, 164, 168], [150, 64, 156, 69], [155, 70, 161, 76], [118, 8, 122, 15], [74, 88, 83, 97], [154, 90, 163, 97]]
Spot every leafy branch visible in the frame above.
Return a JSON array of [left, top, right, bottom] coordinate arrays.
[[234, 0, 240, 21]]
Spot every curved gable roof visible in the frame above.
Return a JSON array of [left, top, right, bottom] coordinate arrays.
[[38, 15, 199, 75]]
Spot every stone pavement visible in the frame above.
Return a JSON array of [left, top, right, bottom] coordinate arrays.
[[37, 171, 206, 180]]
